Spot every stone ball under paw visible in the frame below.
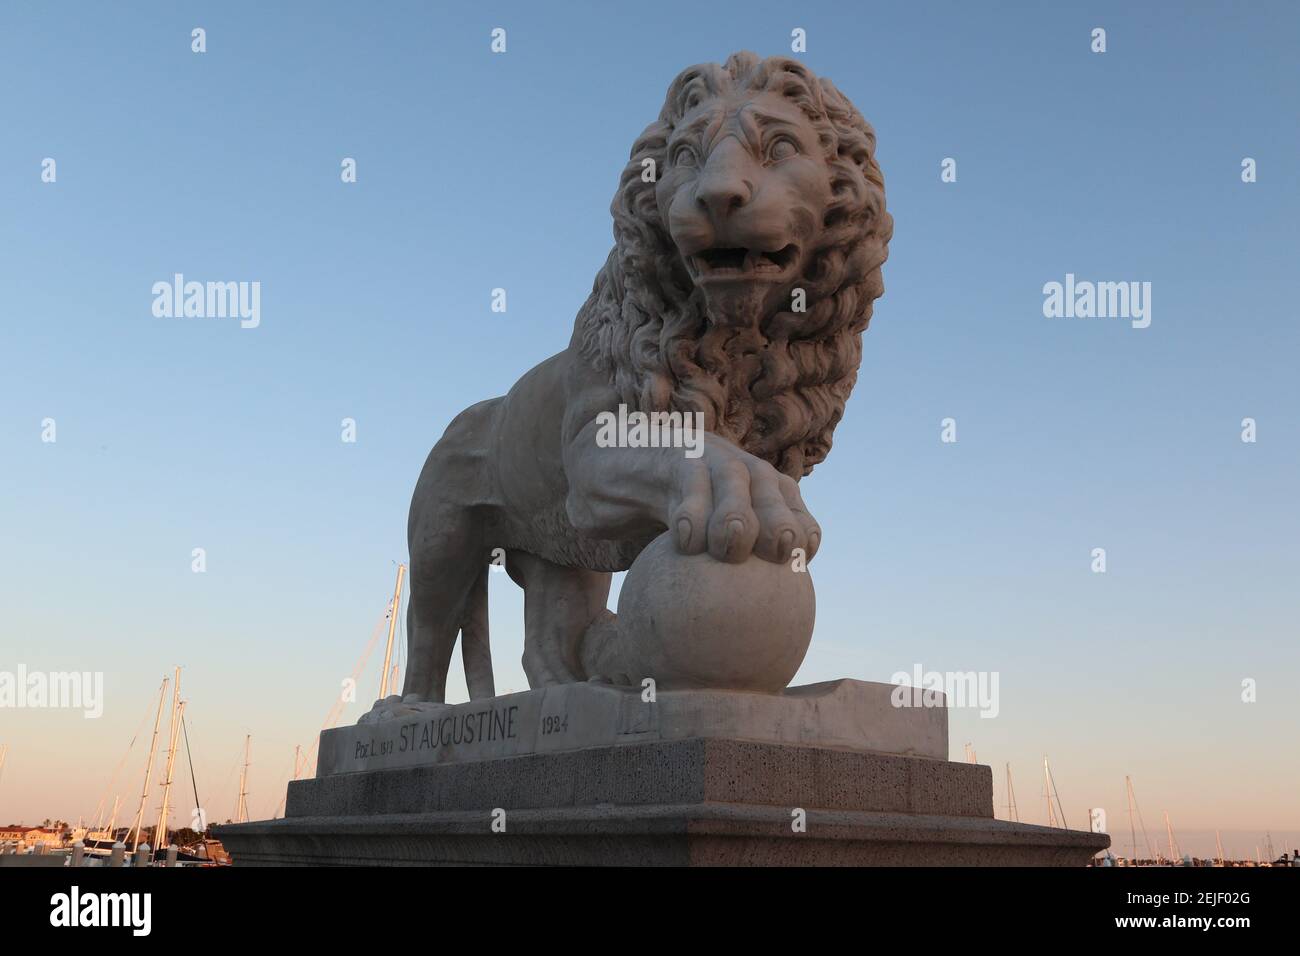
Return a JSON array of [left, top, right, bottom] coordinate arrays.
[[615, 531, 815, 693]]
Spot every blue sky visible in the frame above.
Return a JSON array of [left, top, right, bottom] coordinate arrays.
[[1, 1, 1296, 855]]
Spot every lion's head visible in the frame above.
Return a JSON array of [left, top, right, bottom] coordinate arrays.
[[574, 51, 892, 479]]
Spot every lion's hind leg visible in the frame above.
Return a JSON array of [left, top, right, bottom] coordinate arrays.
[[506, 551, 610, 688], [402, 508, 485, 704], [460, 564, 495, 699]]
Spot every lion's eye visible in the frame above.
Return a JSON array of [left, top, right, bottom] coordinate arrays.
[[766, 137, 799, 163], [671, 144, 698, 168]]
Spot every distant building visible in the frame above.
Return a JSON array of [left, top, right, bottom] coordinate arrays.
[[27, 828, 65, 847], [0, 825, 64, 849]]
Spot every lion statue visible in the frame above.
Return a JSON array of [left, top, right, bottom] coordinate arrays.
[[395, 51, 891, 706]]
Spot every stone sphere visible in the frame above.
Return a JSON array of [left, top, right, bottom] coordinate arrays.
[[615, 531, 815, 692]]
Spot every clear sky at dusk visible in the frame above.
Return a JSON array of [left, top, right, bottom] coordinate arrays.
[[1, 1, 1296, 858]]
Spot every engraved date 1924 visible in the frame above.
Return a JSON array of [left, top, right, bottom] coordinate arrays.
[[541, 713, 569, 736]]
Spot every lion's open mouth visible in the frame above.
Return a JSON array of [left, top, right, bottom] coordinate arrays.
[[689, 244, 798, 280]]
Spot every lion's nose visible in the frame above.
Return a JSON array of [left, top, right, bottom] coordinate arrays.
[[695, 140, 754, 222], [696, 177, 751, 221]]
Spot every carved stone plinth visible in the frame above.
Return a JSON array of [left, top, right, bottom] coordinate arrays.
[[215, 681, 1109, 866]]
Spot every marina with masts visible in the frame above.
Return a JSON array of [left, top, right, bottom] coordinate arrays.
[[2, 563, 1295, 868]]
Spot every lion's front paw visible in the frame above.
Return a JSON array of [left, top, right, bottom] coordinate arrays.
[[667, 441, 821, 565]]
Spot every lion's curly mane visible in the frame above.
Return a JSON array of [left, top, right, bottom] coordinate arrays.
[[573, 51, 893, 479]]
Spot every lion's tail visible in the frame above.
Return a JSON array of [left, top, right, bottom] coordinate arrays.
[[460, 565, 495, 699]]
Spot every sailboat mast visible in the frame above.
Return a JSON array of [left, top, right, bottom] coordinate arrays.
[[1125, 776, 1136, 860], [151, 667, 182, 851], [1042, 756, 1067, 829], [235, 734, 251, 824], [379, 564, 407, 699], [89, 795, 106, 833], [1164, 811, 1179, 861], [152, 695, 185, 851], [1005, 763, 1019, 822], [1216, 829, 1225, 866], [130, 676, 170, 852], [1043, 757, 1055, 827], [180, 710, 203, 834]]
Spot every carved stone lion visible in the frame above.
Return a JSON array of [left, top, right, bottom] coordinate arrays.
[[398, 52, 891, 704]]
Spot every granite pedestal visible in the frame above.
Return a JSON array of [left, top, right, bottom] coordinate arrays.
[[215, 680, 1109, 866]]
